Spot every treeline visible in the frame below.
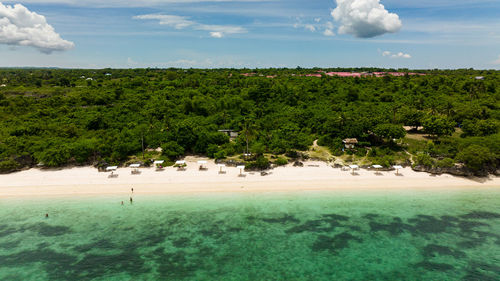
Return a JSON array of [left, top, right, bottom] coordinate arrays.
[[0, 68, 498, 174]]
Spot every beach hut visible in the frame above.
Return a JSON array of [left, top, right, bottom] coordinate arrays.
[[154, 160, 165, 171], [217, 163, 226, 174], [349, 164, 359, 175], [197, 160, 208, 170], [393, 165, 403, 175], [130, 163, 141, 174], [343, 138, 358, 149], [237, 165, 246, 177], [106, 166, 118, 178], [175, 160, 187, 171], [372, 164, 383, 175]]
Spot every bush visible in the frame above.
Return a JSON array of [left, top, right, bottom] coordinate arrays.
[[214, 150, 227, 160], [0, 159, 20, 173], [245, 156, 270, 170], [436, 158, 455, 168], [354, 148, 367, 157], [285, 150, 299, 159], [456, 145, 495, 171], [161, 141, 184, 160], [415, 153, 434, 167], [274, 157, 288, 166]]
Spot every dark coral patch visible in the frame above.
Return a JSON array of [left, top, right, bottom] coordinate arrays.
[[422, 244, 466, 258], [262, 214, 300, 224], [460, 211, 500, 220], [312, 232, 362, 253], [74, 239, 115, 253], [415, 261, 454, 271], [172, 237, 190, 248]]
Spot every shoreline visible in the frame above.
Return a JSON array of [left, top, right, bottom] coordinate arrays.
[[1, 158, 498, 198]]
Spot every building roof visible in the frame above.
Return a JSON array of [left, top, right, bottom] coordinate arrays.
[[343, 138, 358, 144]]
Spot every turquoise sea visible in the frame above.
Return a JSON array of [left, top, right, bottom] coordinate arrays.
[[1, 188, 499, 280]]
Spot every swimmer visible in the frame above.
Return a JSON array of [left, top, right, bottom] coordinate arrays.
[[45, 213, 49, 218]]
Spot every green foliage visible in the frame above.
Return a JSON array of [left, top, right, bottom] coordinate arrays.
[[274, 157, 288, 166], [456, 145, 495, 171], [373, 123, 406, 140], [0, 159, 20, 173], [414, 153, 434, 167], [0, 68, 498, 173], [436, 158, 455, 168], [245, 156, 270, 170], [423, 115, 455, 137], [401, 108, 424, 129], [462, 119, 499, 137], [161, 141, 184, 160]]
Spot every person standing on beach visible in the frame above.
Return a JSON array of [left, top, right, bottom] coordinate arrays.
[[131, 187, 134, 193]]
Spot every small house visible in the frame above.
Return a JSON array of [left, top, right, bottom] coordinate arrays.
[[343, 138, 358, 149], [218, 130, 239, 141]]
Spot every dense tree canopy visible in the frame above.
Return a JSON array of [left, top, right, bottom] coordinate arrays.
[[0, 68, 498, 174]]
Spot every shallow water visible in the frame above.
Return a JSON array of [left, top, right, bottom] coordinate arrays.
[[1, 188, 499, 280]]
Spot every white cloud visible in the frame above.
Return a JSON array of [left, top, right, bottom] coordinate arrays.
[[331, 0, 402, 38], [324, 21, 335, 36], [492, 55, 500, 65], [323, 29, 335, 36], [382, 50, 411, 58], [304, 24, 316, 32], [0, 3, 74, 53], [134, 14, 246, 38], [134, 14, 194, 29], [210, 31, 223, 38]]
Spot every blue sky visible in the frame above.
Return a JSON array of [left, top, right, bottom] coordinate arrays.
[[0, 0, 499, 69]]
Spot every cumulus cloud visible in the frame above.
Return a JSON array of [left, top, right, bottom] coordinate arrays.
[[0, 2, 74, 53], [294, 17, 335, 37], [323, 29, 335, 36], [304, 24, 316, 32], [382, 51, 411, 58], [331, 0, 402, 38], [134, 14, 246, 38], [324, 21, 335, 36], [210, 31, 223, 38]]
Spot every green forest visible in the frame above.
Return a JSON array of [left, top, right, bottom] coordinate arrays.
[[0, 68, 498, 175]]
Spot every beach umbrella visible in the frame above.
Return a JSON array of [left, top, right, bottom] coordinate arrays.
[[129, 163, 141, 174], [349, 165, 359, 175], [197, 160, 207, 170], [153, 160, 165, 170], [217, 164, 226, 174], [237, 165, 245, 176], [393, 165, 403, 175]]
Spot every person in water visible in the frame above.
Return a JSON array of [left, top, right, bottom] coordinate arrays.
[[130, 197, 133, 203], [121, 201, 124, 205], [45, 213, 49, 218]]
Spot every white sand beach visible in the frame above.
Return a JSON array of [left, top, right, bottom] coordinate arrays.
[[0, 157, 498, 198]]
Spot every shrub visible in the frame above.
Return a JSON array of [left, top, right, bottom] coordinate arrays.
[[436, 158, 455, 168], [456, 145, 495, 171], [161, 141, 184, 160], [245, 156, 270, 170], [214, 150, 227, 160], [274, 157, 288, 166], [415, 153, 434, 167], [0, 159, 20, 173]]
